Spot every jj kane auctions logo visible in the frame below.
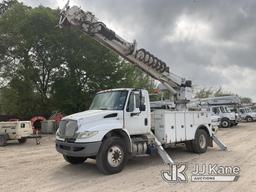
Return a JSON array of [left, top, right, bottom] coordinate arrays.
[[161, 163, 240, 183]]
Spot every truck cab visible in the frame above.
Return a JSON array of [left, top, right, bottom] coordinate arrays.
[[56, 89, 152, 173], [239, 107, 256, 122], [209, 106, 238, 128]]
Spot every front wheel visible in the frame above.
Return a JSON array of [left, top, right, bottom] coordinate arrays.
[[246, 116, 253, 122], [0, 135, 7, 147], [221, 119, 230, 128], [63, 155, 87, 164], [96, 137, 127, 174], [192, 129, 208, 154], [18, 138, 27, 144]]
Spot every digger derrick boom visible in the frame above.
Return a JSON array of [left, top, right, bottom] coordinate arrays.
[[59, 3, 192, 103]]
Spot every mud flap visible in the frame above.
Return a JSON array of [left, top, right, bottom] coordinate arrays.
[[208, 137, 213, 147]]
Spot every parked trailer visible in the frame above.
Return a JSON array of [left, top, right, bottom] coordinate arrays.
[[0, 121, 41, 146]]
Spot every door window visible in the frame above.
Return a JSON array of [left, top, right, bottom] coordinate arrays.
[[135, 93, 146, 109], [127, 93, 135, 112], [212, 107, 219, 114]]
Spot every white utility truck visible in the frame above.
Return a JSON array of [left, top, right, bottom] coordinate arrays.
[[55, 2, 226, 174], [196, 96, 240, 128], [0, 121, 40, 146], [208, 106, 238, 128], [239, 107, 256, 122]]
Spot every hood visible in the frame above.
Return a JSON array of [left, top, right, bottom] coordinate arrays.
[[248, 112, 256, 117], [63, 110, 123, 132], [63, 110, 120, 121]]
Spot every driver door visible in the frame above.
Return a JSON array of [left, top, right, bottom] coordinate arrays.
[[124, 91, 150, 135]]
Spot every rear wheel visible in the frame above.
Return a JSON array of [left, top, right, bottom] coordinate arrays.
[[192, 129, 208, 154], [18, 138, 27, 144], [0, 135, 7, 147], [96, 137, 127, 174], [63, 155, 87, 164]]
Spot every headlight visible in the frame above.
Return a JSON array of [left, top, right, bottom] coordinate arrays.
[[77, 131, 99, 139], [56, 129, 64, 139], [56, 129, 61, 137]]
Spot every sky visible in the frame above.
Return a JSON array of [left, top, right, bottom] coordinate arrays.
[[19, 0, 256, 101]]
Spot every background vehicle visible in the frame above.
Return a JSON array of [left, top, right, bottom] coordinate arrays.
[[239, 107, 256, 122], [208, 106, 238, 128], [189, 96, 240, 128], [0, 121, 40, 146]]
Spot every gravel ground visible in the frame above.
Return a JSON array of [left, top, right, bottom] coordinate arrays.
[[0, 122, 256, 192]]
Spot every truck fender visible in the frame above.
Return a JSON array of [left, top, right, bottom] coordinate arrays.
[[101, 129, 132, 154], [221, 117, 230, 122], [245, 116, 253, 121]]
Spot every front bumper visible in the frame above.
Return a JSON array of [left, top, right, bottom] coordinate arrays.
[[55, 140, 102, 157]]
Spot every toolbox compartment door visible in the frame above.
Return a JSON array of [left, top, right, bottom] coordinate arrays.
[[185, 113, 195, 140], [165, 113, 176, 143], [175, 112, 186, 142]]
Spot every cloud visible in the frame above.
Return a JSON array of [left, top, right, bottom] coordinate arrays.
[[19, 0, 256, 101]]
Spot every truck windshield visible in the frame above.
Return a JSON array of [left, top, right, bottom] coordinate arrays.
[[224, 107, 231, 113], [90, 90, 128, 110], [220, 107, 227, 113], [245, 108, 252, 113]]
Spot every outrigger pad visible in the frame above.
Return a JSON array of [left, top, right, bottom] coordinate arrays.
[[151, 132, 174, 165], [212, 134, 227, 151]]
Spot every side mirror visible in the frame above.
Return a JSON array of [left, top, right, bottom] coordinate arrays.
[[139, 104, 146, 112]]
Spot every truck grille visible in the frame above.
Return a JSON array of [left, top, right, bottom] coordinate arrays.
[[58, 120, 78, 138]]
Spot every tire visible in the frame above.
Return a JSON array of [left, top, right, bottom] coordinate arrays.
[[185, 141, 194, 152], [246, 116, 253, 122], [0, 135, 7, 147], [63, 155, 87, 164], [221, 119, 230, 128], [18, 138, 27, 144], [96, 137, 127, 174], [192, 129, 208, 154]]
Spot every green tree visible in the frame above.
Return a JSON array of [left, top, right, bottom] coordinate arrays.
[[194, 88, 214, 98], [0, 2, 154, 117], [213, 87, 233, 97], [240, 97, 252, 104], [0, 0, 17, 15], [195, 87, 234, 99]]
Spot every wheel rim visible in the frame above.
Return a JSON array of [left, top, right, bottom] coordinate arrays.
[[199, 134, 206, 149], [248, 118, 253, 122], [107, 145, 124, 167], [222, 121, 228, 127]]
